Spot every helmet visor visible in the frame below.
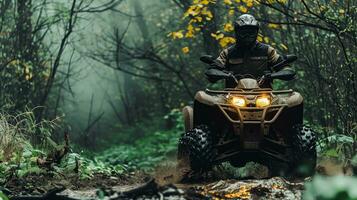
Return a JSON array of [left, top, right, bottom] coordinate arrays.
[[235, 26, 258, 46]]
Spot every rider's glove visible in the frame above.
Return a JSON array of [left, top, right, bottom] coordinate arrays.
[[209, 60, 225, 70], [264, 73, 272, 81]]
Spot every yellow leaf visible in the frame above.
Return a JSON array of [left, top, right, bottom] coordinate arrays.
[[211, 32, 224, 40], [229, 9, 235, 16], [263, 36, 270, 43], [169, 31, 184, 39], [244, 0, 254, 7], [339, 9, 345, 14], [195, 16, 203, 22], [235, 0, 241, 2], [202, 7, 213, 18], [201, 0, 210, 5], [224, 0, 232, 5], [239, 5, 248, 13], [184, 5, 201, 18], [268, 23, 279, 29], [257, 35, 263, 42], [223, 22, 234, 32], [185, 31, 195, 38], [280, 43, 288, 50], [182, 47, 190, 54], [219, 37, 236, 47], [187, 24, 194, 31]]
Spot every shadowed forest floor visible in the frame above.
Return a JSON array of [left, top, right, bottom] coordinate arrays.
[[3, 158, 354, 200]]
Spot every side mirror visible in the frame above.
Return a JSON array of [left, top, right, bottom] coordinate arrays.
[[205, 68, 230, 80], [200, 55, 215, 64], [270, 69, 296, 81]]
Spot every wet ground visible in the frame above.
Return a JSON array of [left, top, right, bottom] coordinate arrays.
[[3, 159, 353, 199], [2, 162, 307, 200], [4, 175, 306, 199]]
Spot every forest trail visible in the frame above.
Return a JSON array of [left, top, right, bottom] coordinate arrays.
[[4, 160, 308, 200], [5, 174, 305, 199], [3, 154, 353, 199]]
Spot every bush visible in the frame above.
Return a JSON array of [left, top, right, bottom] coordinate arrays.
[[95, 109, 183, 171], [304, 176, 357, 200]]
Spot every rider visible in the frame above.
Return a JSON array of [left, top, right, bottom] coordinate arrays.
[[210, 14, 295, 88]]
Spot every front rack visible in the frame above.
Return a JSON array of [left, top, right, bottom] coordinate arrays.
[[216, 103, 287, 125], [206, 88, 293, 95]]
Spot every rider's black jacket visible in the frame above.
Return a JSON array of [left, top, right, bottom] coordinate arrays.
[[214, 41, 292, 88]]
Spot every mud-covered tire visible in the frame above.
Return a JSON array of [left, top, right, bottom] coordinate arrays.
[[289, 124, 317, 177], [177, 125, 215, 171]]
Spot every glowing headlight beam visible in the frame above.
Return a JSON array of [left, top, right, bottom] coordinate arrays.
[[231, 97, 246, 107], [256, 96, 271, 107]]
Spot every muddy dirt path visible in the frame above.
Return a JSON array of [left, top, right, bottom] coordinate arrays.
[[3, 161, 307, 200], [4, 158, 351, 199], [7, 176, 304, 199]]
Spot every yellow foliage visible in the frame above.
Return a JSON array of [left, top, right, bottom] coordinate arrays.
[[211, 32, 225, 40], [263, 36, 270, 43], [202, 7, 213, 20], [257, 35, 263, 42], [185, 24, 197, 38], [280, 43, 288, 50], [223, 22, 234, 32], [184, 5, 201, 18], [268, 23, 279, 29], [196, 0, 214, 5], [9, 59, 21, 66], [239, 5, 248, 13], [243, 0, 254, 7], [235, 0, 241, 2], [267, 0, 287, 4], [185, 31, 195, 38], [25, 67, 30, 74], [168, 31, 184, 39], [224, 0, 233, 5], [219, 37, 236, 47], [182, 47, 190, 54], [229, 9, 235, 16]]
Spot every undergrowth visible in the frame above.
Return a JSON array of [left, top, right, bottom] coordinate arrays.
[[0, 109, 183, 185], [93, 109, 183, 171]]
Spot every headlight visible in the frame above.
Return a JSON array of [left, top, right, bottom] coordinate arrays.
[[231, 97, 246, 107], [256, 96, 271, 107]]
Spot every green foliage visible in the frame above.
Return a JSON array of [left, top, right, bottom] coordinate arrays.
[[304, 176, 357, 200], [313, 124, 356, 160], [95, 109, 183, 171], [0, 143, 46, 183], [0, 192, 9, 200], [0, 110, 58, 159], [96, 130, 180, 171], [57, 153, 126, 179], [0, 144, 127, 183]]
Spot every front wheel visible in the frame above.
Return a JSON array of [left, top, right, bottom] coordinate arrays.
[[177, 125, 215, 174], [290, 124, 317, 177], [269, 124, 317, 177]]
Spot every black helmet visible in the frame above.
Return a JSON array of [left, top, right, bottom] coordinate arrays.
[[234, 14, 259, 47]]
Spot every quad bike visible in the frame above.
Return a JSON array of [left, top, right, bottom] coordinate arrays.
[[177, 55, 316, 178]]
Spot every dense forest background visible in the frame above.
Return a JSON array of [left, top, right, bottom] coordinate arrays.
[[0, 0, 356, 198]]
